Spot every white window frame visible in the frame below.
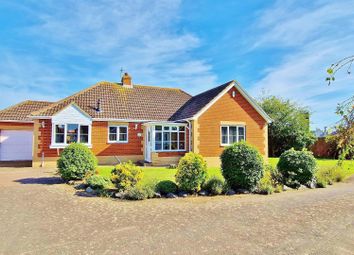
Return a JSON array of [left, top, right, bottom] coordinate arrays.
[[108, 125, 129, 143], [220, 125, 246, 146], [50, 123, 92, 148], [153, 124, 187, 152]]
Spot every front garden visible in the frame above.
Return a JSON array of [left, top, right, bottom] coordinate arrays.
[[57, 143, 354, 200], [97, 158, 354, 186]]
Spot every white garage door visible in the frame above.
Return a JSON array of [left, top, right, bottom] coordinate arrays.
[[0, 130, 33, 161]]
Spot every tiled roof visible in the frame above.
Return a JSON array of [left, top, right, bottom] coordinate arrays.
[[0, 100, 53, 122], [31, 82, 192, 121], [169, 81, 233, 120]]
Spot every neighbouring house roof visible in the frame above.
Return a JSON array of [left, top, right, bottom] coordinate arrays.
[[169, 81, 233, 121], [31, 82, 192, 121], [0, 100, 53, 122]]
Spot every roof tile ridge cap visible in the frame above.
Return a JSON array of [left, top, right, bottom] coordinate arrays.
[[134, 84, 182, 91], [0, 100, 31, 114], [178, 89, 192, 97], [31, 81, 106, 116], [26, 100, 54, 104]]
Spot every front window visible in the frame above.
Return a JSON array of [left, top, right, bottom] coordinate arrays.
[[108, 125, 128, 143], [67, 124, 78, 144], [53, 123, 90, 145], [154, 125, 186, 151], [221, 125, 246, 145]]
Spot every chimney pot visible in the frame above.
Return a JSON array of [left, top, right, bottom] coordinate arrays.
[[122, 72, 133, 88]]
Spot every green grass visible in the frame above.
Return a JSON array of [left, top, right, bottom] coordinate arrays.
[[97, 158, 353, 184], [97, 165, 222, 185]]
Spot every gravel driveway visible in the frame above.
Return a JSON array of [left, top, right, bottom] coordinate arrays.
[[0, 167, 353, 255]]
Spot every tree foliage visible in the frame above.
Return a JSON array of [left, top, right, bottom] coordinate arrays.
[[326, 98, 354, 161], [326, 56, 354, 161], [259, 96, 316, 157]]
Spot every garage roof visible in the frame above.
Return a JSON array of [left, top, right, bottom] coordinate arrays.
[[0, 100, 53, 122]]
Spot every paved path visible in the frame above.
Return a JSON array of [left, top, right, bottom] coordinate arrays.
[[0, 167, 353, 255]]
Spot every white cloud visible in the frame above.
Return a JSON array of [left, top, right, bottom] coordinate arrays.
[[254, 0, 354, 48], [0, 0, 217, 110], [250, 0, 354, 128], [29, 0, 218, 89], [0, 53, 65, 106]]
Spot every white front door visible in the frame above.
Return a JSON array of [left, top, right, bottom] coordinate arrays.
[[145, 127, 152, 162], [0, 130, 33, 161]]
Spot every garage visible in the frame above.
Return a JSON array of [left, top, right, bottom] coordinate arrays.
[[0, 130, 33, 161]]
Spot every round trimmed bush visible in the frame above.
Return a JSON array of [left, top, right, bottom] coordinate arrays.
[[277, 149, 317, 188], [220, 142, 264, 191], [111, 161, 143, 191], [203, 176, 225, 196], [175, 152, 208, 193], [57, 143, 97, 181], [156, 180, 178, 195], [86, 174, 111, 190]]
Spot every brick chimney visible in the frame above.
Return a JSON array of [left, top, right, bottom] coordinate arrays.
[[121, 72, 133, 88]]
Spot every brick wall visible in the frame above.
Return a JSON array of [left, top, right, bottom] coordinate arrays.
[[198, 86, 267, 157], [37, 120, 144, 158]]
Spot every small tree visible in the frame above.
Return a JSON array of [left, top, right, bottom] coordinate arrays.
[[326, 56, 354, 162], [259, 96, 316, 157]]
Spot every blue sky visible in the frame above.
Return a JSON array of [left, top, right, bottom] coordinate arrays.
[[0, 0, 353, 129]]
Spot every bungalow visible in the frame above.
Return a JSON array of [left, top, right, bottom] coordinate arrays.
[[0, 73, 271, 167]]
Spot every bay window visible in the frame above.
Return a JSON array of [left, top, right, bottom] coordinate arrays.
[[108, 125, 128, 143], [221, 125, 246, 146], [154, 125, 186, 151], [52, 123, 91, 147]]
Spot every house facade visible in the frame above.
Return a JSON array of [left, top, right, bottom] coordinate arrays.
[[0, 73, 271, 168]]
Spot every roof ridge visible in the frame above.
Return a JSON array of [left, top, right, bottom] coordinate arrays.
[[134, 84, 184, 91], [26, 100, 54, 104], [191, 80, 234, 98], [31, 81, 109, 116]]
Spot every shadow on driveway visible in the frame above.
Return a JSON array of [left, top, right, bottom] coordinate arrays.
[[14, 177, 65, 185]]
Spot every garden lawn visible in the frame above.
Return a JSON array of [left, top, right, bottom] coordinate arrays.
[[97, 158, 354, 184], [97, 166, 223, 185]]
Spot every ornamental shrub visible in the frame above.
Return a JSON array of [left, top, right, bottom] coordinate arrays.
[[111, 161, 143, 191], [123, 186, 148, 200], [156, 180, 178, 195], [175, 152, 208, 193], [57, 143, 97, 181], [86, 174, 111, 190], [277, 149, 317, 188], [257, 169, 274, 195], [203, 176, 225, 196], [220, 142, 264, 191], [315, 166, 346, 188]]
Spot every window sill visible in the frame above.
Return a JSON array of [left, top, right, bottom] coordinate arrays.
[[153, 150, 186, 153], [50, 144, 92, 149], [107, 141, 129, 144]]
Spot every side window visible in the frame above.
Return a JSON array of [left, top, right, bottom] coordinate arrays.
[[108, 125, 128, 143], [221, 125, 246, 145]]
